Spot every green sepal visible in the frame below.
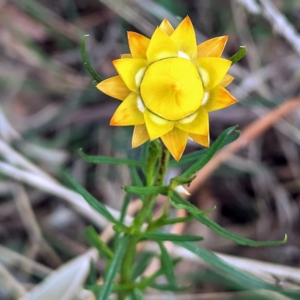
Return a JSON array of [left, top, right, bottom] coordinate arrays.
[[170, 192, 287, 247], [79, 148, 143, 167], [229, 46, 247, 64], [81, 34, 103, 83]]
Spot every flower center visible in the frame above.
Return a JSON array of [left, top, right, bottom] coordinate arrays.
[[140, 58, 204, 121]]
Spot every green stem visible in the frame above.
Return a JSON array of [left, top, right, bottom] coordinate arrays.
[[118, 144, 170, 300]]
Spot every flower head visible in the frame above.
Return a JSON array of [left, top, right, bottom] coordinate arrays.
[[97, 16, 237, 160]]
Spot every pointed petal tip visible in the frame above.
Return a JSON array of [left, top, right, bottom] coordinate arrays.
[[159, 18, 174, 36]]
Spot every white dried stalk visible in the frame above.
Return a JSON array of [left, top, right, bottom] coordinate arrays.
[[259, 0, 300, 56], [237, 0, 300, 56], [234, 0, 261, 14], [0, 161, 133, 228]]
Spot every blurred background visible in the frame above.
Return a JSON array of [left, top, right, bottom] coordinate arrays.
[[1, 0, 300, 299]]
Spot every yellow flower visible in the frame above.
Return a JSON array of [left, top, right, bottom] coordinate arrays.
[[97, 16, 237, 161]]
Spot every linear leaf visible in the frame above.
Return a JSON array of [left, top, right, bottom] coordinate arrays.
[[123, 185, 169, 195], [170, 192, 287, 247], [176, 241, 279, 290], [132, 251, 156, 280], [139, 231, 203, 242], [84, 226, 113, 259], [81, 35, 103, 83], [65, 173, 119, 225], [148, 283, 187, 292], [229, 46, 247, 64], [158, 241, 176, 286], [169, 129, 240, 167], [79, 149, 143, 167], [181, 126, 238, 179], [98, 236, 130, 300]]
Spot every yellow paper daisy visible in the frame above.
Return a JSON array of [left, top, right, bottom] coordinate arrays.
[[97, 16, 237, 161]]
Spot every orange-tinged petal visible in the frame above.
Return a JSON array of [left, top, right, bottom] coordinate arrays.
[[170, 16, 197, 60], [189, 133, 210, 147], [146, 27, 178, 63], [220, 74, 234, 87], [97, 76, 130, 101], [202, 86, 237, 112], [176, 107, 209, 136], [113, 58, 147, 93], [197, 36, 228, 58], [110, 93, 144, 126], [121, 53, 132, 58], [132, 124, 149, 147], [161, 127, 188, 161], [144, 109, 174, 140], [128, 32, 150, 59], [196, 57, 231, 91], [159, 19, 174, 36]]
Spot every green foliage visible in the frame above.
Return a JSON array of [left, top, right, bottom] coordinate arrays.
[[65, 172, 120, 225], [79, 148, 144, 167], [123, 185, 169, 195], [98, 236, 130, 300], [81, 35, 103, 83], [229, 46, 247, 64], [169, 128, 240, 167], [181, 126, 238, 179], [84, 226, 113, 259], [158, 241, 176, 286], [175, 241, 300, 300], [132, 252, 156, 280], [170, 191, 287, 247], [75, 126, 288, 299]]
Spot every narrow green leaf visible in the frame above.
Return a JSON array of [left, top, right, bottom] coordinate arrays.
[[139, 231, 203, 242], [148, 283, 187, 292], [160, 216, 195, 226], [123, 185, 169, 195], [139, 258, 181, 289], [81, 34, 103, 83], [85, 226, 113, 259], [129, 166, 144, 187], [98, 236, 130, 300], [129, 289, 144, 300], [132, 251, 156, 280], [65, 173, 119, 225], [229, 46, 247, 64], [175, 241, 278, 290], [158, 241, 176, 286], [169, 129, 240, 167], [170, 192, 287, 247], [181, 126, 238, 179], [79, 148, 143, 167], [119, 193, 131, 224]]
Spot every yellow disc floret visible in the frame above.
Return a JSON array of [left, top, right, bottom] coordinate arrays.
[[140, 58, 204, 121]]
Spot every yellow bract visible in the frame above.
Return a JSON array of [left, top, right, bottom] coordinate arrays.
[[97, 16, 238, 161]]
